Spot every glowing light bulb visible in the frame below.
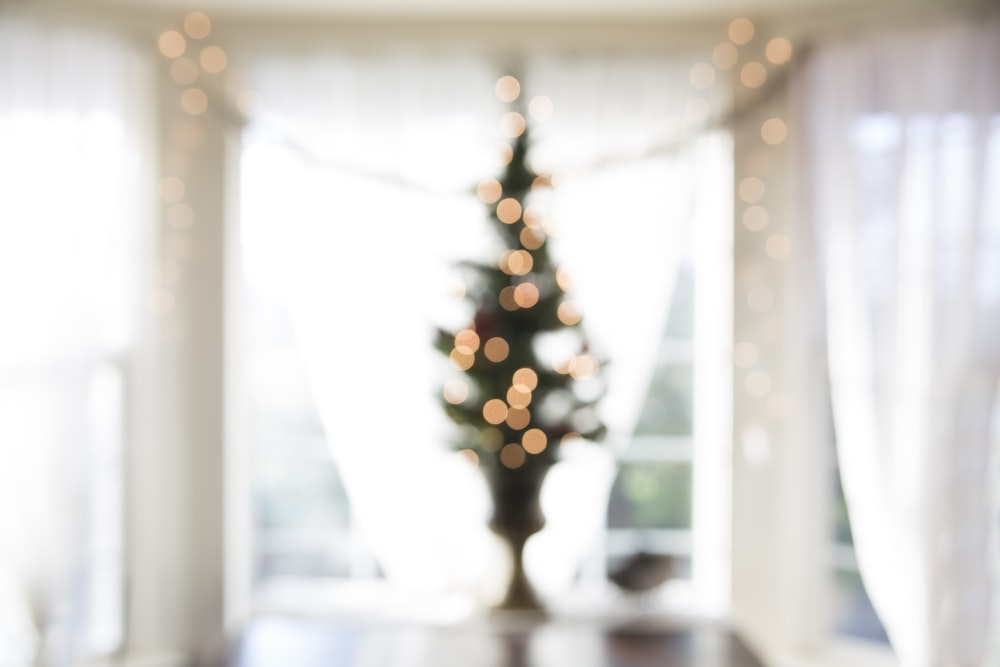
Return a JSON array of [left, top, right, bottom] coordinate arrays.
[[500, 444, 526, 469], [522, 429, 547, 454], [497, 198, 522, 224], [484, 337, 510, 362], [158, 30, 186, 58], [477, 178, 502, 204], [454, 329, 480, 355], [495, 75, 521, 102], [183, 11, 212, 39], [513, 282, 539, 308], [483, 399, 508, 425], [557, 301, 582, 325], [765, 37, 793, 65], [729, 17, 755, 45], [505, 407, 531, 430], [512, 368, 538, 391]]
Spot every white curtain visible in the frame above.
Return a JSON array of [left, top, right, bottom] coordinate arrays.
[[0, 10, 147, 666], [802, 16, 1000, 666], [239, 48, 714, 601]]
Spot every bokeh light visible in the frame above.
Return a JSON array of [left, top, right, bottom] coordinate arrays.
[[520, 227, 545, 250], [507, 385, 532, 408], [740, 62, 767, 88], [495, 75, 521, 102], [712, 42, 739, 69], [512, 368, 538, 391], [570, 354, 599, 379], [477, 178, 502, 204], [555, 267, 574, 291], [522, 204, 545, 229], [158, 30, 186, 58], [761, 118, 788, 144], [500, 443, 526, 469], [483, 399, 509, 425], [497, 197, 522, 224], [765, 37, 793, 65], [183, 11, 212, 39], [458, 449, 480, 467], [689, 62, 716, 89], [522, 429, 547, 454], [728, 17, 755, 45], [557, 300, 582, 325], [766, 233, 792, 259], [501, 111, 526, 138], [454, 329, 480, 354], [738, 176, 765, 203], [199, 46, 227, 74], [443, 378, 469, 404], [506, 250, 533, 275], [499, 286, 519, 311], [513, 282, 540, 308], [506, 407, 531, 430], [484, 337, 510, 362], [180, 88, 208, 115], [450, 348, 475, 370]]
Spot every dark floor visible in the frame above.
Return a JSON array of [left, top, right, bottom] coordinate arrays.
[[226, 615, 765, 667]]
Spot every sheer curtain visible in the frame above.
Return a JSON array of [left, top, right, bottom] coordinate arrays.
[[802, 16, 1000, 666], [240, 48, 713, 602], [0, 10, 148, 665]]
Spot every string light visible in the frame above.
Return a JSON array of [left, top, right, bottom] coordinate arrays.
[[570, 354, 599, 379], [199, 45, 227, 74], [740, 62, 767, 88], [712, 43, 739, 69], [483, 337, 510, 362], [522, 429, 547, 454], [483, 399, 508, 425], [180, 88, 208, 115], [512, 368, 538, 391], [738, 176, 765, 203], [505, 250, 533, 275], [522, 204, 545, 229], [761, 118, 788, 145], [501, 111, 526, 138], [450, 348, 474, 370], [454, 329, 480, 354], [507, 385, 532, 408], [498, 286, 519, 311], [495, 75, 521, 102], [505, 407, 531, 430], [513, 282, 540, 308], [183, 11, 212, 39], [158, 30, 186, 58], [477, 178, 502, 204], [500, 444, 526, 469], [557, 300, 582, 325], [496, 198, 522, 224], [765, 37, 793, 65], [728, 17, 755, 45], [555, 267, 574, 291], [520, 227, 545, 250]]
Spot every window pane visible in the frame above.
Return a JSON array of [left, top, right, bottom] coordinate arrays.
[[607, 461, 692, 530], [633, 364, 693, 436]]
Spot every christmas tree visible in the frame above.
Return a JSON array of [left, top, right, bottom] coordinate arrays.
[[436, 101, 607, 475]]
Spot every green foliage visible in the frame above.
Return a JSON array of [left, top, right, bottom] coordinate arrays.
[[437, 127, 606, 470]]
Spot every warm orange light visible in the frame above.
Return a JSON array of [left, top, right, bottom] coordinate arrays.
[[512, 368, 538, 391], [459, 449, 480, 467], [497, 198, 522, 224], [570, 354, 599, 379], [477, 178, 502, 204], [520, 228, 545, 250], [555, 268, 574, 291], [450, 348, 474, 371], [505, 407, 531, 430], [728, 17, 755, 45], [501, 111, 526, 138], [499, 286, 519, 311], [484, 337, 510, 362], [522, 429, 547, 454], [199, 46, 227, 74], [513, 282, 539, 308], [500, 444, 526, 469], [158, 30, 186, 58], [557, 300, 582, 325], [507, 385, 532, 409], [761, 118, 787, 145], [454, 329, 480, 355], [742, 205, 769, 231], [522, 204, 545, 229], [506, 250, 533, 275], [183, 11, 212, 39], [483, 399, 509, 425], [738, 177, 765, 204], [765, 37, 793, 65], [740, 62, 767, 89], [180, 88, 208, 115], [495, 75, 521, 102]]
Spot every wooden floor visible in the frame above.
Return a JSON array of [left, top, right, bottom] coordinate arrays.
[[226, 615, 765, 667]]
